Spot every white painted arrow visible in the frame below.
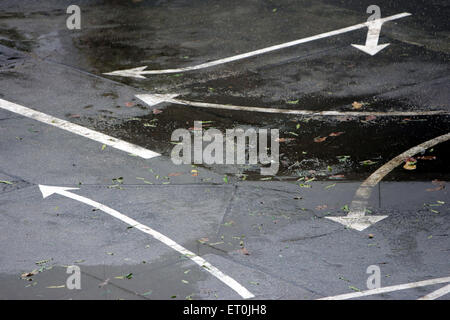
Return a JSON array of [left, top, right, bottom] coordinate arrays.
[[351, 20, 390, 55], [38, 185, 255, 299], [135, 94, 449, 117], [104, 13, 411, 78], [326, 132, 450, 231]]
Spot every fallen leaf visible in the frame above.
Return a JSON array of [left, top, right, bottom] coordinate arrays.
[[198, 237, 209, 244], [314, 136, 327, 143], [168, 172, 183, 177], [329, 132, 344, 137], [360, 160, 378, 166], [352, 101, 363, 109], [0, 180, 13, 185], [125, 102, 134, 107], [277, 137, 295, 143], [21, 270, 38, 278], [426, 180, 445, 192], [417, 156, 436, 160], [240, 248, 250, 255], [403, 157, 417, 170]]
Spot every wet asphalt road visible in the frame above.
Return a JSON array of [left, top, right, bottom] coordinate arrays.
[[0, 0, 449, 300]]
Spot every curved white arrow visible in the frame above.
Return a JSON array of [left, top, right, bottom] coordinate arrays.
[[135, 94, 449, 117], [326, 132, 450, 231], [104, 13, 411, 78], [38, 185, 255, 299]]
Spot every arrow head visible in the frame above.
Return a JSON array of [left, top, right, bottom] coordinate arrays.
[[351, 43, 390, 56], [103, 66, 148, 79], [325, 215, 388, 231], [39, 185, 79, 199], [136, 93, 179, 107]]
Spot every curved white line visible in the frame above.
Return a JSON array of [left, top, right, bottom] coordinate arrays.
[[349, 132, 450, 216], [40, 186, 254, 299]]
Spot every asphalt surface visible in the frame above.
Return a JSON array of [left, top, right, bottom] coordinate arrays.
[[0, 0, 449, 300]]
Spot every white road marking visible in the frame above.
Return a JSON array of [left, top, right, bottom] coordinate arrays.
[[136, 94, 449, 117], [38, 185, 255, 299], [327, 132, 450, 231], [318, 276, 450, 300], [351, 19, 390, 55], [418, 284, 450, 300], [0, 98, 160, 159], [104, 13, 411, 78]]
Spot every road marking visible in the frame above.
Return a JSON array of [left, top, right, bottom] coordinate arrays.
[[38, 185, 255, 299], [418, 284, 450, 300], [104, 13, 411, 78], [327, 132, 450, 231], [318, 276, 450, 300], [136, 94, 449, 117], [352, 19, 390, 55], [0, 98, 160, 159]]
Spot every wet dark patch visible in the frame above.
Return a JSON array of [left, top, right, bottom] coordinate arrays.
[[0, 28, 32, 52], [82, 100, 449, 181]]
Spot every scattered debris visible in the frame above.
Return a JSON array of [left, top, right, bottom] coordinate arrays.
[[403, 157, 417, 170], [352, 101, 364, 109]]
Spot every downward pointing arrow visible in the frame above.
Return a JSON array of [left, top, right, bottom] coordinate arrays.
[[352, 20, 390, 55], [38, 185, 254, 299]]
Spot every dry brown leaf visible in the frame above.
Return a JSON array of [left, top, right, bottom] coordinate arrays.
[[314, 136, 327, 143], [352, 101, 363, 109], [168, 172, 183, 177], [277, 138, 295, 143], [418, 156, 436, 160], [403, 157, 417, 170], [329, 132, 344, 137], [240, 248, 250, 255]]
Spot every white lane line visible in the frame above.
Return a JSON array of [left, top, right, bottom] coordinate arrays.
[[39, 185, 255, 299], [318, 276, 450, 300], [418, 284, 450, 300], [333, 132, 450, 230], [136, 94, 449, 117], [104, 13, 411, 78], [0, 98, 160, 159]]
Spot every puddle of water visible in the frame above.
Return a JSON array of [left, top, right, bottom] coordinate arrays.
[[82, 99, 449, 181]]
